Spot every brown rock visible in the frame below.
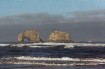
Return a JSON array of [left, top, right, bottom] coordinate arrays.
[[17, 30, 42, 43], [48, 31, 71, 43]]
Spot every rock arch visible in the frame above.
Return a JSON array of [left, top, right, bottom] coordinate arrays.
[[17, 30, 42, 43]]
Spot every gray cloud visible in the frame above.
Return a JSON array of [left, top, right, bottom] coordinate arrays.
[[0, 10, 105, 42], [70, 9, 105, 22], [0, 13, 65, 25]]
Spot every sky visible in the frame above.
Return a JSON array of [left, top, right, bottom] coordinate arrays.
[[1, 0, 105, 42], [0, 0, 105, 16]]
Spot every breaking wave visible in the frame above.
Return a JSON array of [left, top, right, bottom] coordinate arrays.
[[1, 42, 105, 48], [1, 42, 105, 67], [0, 56, 105, 66]]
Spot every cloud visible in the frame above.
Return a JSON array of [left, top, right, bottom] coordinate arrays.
[[1, 9, 105, 25], [0, 10, 105, 42], [0, 13, 66, 25], [73, 9, 105, 17], [70, 9, 105, 22]]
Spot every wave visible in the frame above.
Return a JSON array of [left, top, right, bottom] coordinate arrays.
[[1, 43, 105, 48], [0, 56, 105, 66], [14, 56, 105, 62]]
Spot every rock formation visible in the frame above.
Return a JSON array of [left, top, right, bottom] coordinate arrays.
[[48, 31, 71, 43], [17, 30, 42, 43]]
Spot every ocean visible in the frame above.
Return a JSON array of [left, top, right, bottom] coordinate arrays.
[[0, 42, 105, 69]]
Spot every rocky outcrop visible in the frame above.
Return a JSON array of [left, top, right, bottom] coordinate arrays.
[[17, 30, 42, 43], [48, 31, 71, 43]]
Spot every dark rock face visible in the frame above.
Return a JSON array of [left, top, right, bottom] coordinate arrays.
[[48, 31, 71, 43], [17, 30, 42, 43]]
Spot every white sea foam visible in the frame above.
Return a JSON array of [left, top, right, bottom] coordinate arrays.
[[1, 43, 105, 48], [14, 56, 78, 61], [14, 56, 105, 63], [1, 56, 105, 66], [16, 43, 105, 47], [0, 44, 10, 46]]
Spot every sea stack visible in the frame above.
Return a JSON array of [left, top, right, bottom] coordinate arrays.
[[48, 31, 71, 43], [17, 30, 42, 43]]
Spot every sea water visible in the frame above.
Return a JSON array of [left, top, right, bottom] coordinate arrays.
[[0, 42, 105, 69]]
